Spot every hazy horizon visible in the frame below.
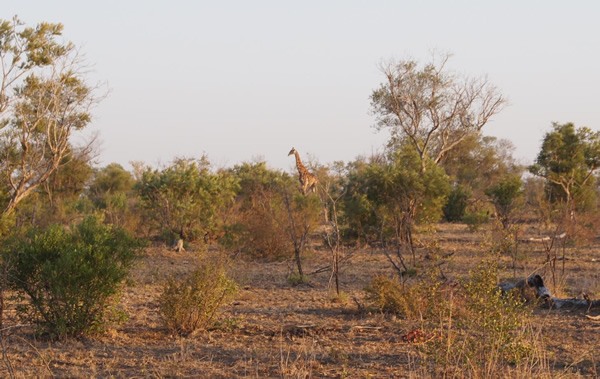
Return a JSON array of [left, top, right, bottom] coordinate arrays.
[[4, 1, 599, 172]]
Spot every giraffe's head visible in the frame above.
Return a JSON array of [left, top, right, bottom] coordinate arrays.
[[288, 147, 297, 156]]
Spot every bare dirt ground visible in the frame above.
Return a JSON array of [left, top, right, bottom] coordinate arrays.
[[1, 223, 599, 378]]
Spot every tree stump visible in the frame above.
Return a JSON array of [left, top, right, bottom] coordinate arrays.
[[175, 239, 185, 252]]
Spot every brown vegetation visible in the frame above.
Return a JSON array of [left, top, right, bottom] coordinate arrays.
[[0, 223, 598, 378]]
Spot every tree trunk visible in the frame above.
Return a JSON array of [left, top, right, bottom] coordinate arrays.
[[283, 190, 305, 277], [294, 242, 304, 277]]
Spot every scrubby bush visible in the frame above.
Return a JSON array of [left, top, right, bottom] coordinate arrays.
[[462, 210, 490, 231], [224, 162, 321, 264], [159, 256, 237, 336], [365, 261, 542, 376], [365, 273, 444, 320], [454, 262, 533, 366], [4, 216, 141, 338], [365, 275, 427, 319], [485, 174, 524, 230], [428, 262, 538, 376], [136, 157, 238, 245], [286, 272, 309, 286], [443, 184, 471, 222], [223, 201, 292, 260]]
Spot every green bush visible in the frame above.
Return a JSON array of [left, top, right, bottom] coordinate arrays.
[[443, 185, 471, 222], [286, 272, 309, 286], [462, 210, 490, 231], [4, 216, 141, 338], [159, 257, 237, 336], [135, 157, 238, 244], [485, 174, 523, 229]]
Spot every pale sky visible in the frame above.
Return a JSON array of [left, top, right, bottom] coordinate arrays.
[[4, 1, 600, 172]]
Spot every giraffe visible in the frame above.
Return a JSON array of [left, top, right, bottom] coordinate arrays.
[[288, 147, 318, 195]]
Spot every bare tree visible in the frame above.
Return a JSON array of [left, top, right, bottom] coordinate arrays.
[[283, 189, 310, 278], [371, 53, 506, 172], [319, 167, 346, 296], [281, 182, 322, 280]]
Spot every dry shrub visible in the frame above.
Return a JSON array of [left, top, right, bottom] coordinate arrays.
[[365, 276, 426, 319], [365, 261, 549, 377], [364, 273, 445, 320], [568, 211, 600, 247], [286, 272, 309, 286], [222, 205, 291, 261], [159, 256, 237, 336], [278, 337, 318, 378], [243, 208, 290, 260], [427, 261, 547, 377]]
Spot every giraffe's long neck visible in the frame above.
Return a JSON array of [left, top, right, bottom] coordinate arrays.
[[294, 151, 307, 174]]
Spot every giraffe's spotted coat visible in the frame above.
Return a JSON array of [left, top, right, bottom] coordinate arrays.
[[288, 147, 318, 195]]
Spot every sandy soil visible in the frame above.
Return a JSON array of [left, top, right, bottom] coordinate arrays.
[[1, 223, 598, 378]]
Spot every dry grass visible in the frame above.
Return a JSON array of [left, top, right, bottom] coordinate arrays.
[[0, 223, 598, 377]]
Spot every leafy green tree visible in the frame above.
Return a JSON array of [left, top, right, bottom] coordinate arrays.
[[229, 161, 286, 211], [13, 150, 94, 229], [485, 174, 523, 230], [135, 157, 238, 246], [529, 122, 600, 216], [340, 155, 382, 245], [0, 17, 101, 222], [443, 135, 521, 193], [443, 184, 471, 222], [441, 135, 522, 222], [88, 163, 137, 228], [345, 146, 449, 272], [89, 163, 135, 205]]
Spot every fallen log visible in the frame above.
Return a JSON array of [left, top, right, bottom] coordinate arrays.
[[351, 325, 383, 331], [545, 297, 600, 310], [523, 232, 567, 243], [498, 275, 600, 310]]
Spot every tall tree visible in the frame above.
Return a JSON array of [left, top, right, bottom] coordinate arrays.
[[442, 134, 521, 192], [371, 53, 506, 171], [369, 54, 502, 257], [88, 163, 137, 228], [529, 122, 600, 216], [485, 174, 524, 230], [0, 17, 100, 220], [442, 134, 522, 221]]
